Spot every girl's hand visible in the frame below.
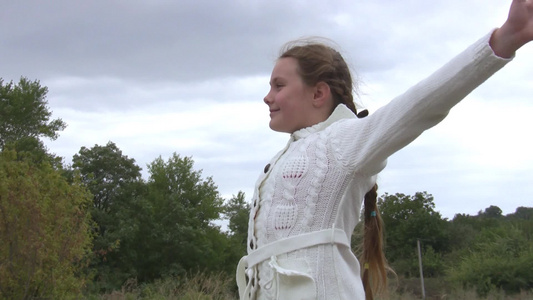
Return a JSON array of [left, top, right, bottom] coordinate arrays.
[[490, 0, 533, 58]]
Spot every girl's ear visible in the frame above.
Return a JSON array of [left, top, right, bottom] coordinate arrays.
[[313, 82, 332, 108]]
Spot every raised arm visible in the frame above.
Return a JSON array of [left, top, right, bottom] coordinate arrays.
[[490, 0, 533, 58], [332, 33, 511, 176]]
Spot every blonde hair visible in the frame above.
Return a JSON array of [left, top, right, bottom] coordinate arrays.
[[279, 38, 359, 113]]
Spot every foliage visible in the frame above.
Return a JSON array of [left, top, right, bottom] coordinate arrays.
[[71, 145, 244, 292], [447, 224, 533, 296], [0, 150, 93, 299], [225, 191, 250, 245], [220, 191, 250, 275], [508, 206, 533, 242], [447, 213, 480, 254], [0, 77, 66, 150], [133, 153, 225, 279], [378, 192, 450, 277], [378, 193, 533, 296], [480, 205, 504, 218], [147, 154, 222, 229], [72, 141, 142, 211], [81, 151, 228, 291], [5, 77, 532, 298], [71, 141, 144, 291]]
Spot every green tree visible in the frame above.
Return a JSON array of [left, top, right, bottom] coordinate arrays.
[[225, 191, 250, 245], [448, 205, 508, 257], [0, 78, 66, 150], [72, 141, 142, 211], [447, 213, 478, 259], [479, 205, 503, 218], [222, 191, 250, 274], [0, 150, 93, 299], [71, 141, 143, 291], [378, 192, 449, 277], [508, 206, 533, 242], [119, 154, 225, 282], [509, 206, 533, 220], [4, 136, 64, 170]]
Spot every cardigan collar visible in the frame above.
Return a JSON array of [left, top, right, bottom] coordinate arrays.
[[291, 104, 356, 141]]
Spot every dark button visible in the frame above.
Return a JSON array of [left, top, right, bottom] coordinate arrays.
[[264, 163, 271, 173], [357, 109, 369, 118]]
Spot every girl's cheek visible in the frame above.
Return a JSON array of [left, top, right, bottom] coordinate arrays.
[[274, 92, 283, 103]]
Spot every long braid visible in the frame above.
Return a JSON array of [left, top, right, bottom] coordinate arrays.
[[361, 184, 387, 299], [322, 48, 388, 298], [327, 53, 389, 298], [335, 65, 387, 297], [335, 64, 387, 297]]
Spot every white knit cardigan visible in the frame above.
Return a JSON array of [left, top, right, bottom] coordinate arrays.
[[238, 31, 511, 300]]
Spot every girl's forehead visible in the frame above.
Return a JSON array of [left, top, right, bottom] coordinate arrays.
[[271, 57, 299, 79]]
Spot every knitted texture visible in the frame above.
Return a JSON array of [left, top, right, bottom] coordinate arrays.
[[242, 31, 511, 300]]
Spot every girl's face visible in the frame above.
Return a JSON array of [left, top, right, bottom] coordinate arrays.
[[264, 57, 317, 133]]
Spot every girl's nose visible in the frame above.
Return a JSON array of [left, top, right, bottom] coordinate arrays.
[[264, 90, 273, 104]]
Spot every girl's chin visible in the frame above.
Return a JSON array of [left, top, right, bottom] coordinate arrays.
[[269, 122, 293, 133]]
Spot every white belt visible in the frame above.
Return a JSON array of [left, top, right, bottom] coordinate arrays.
[[236, 228, 350, 300]]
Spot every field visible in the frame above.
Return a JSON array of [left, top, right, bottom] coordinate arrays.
[[84, 273, 533, 300]]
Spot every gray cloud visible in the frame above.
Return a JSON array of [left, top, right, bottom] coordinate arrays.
[[4, 0, 533, 219]]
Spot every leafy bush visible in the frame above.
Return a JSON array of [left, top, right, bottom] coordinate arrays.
[[0, 150, 93, 299], [447, 225, 533, 296]]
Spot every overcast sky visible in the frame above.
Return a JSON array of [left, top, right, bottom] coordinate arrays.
[[2, 0, 532, 219]]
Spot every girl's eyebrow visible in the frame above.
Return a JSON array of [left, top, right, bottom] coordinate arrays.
[[270, 76, 286, 85]]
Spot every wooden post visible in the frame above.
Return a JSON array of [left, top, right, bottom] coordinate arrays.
[[417, 239, 426, 299]]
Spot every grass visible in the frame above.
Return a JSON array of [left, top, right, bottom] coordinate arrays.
[[385, 277, 532, 300], [83, 272, 237, 300], [84, 273, 532, 300]]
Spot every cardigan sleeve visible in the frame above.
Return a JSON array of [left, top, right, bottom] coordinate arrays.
[[329, 30, 512, 176]]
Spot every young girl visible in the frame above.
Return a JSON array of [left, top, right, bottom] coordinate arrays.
[[237, 1, 533, 299]]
